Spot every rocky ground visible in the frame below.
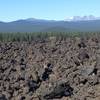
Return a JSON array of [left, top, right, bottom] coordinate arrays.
[[0, 35, 100, 100]]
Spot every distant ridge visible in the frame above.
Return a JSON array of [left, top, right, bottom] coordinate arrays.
[[0, 17, 100, 32]]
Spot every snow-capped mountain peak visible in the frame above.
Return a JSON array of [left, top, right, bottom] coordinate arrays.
[[65, 15, 100, 21]]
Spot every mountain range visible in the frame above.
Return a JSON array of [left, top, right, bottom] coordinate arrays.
[[0, 16, 100, 32]]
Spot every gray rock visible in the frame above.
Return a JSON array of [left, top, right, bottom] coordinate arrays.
[[80, 62, 96, 77]]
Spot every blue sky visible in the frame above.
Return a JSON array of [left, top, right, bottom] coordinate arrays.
[[0, 0, 100, 21]]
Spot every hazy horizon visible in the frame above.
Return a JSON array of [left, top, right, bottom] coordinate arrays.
[[0, 0, 100, 22]]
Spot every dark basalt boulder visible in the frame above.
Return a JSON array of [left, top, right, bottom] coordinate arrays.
[[42, 63, 53, 81], [0, 94, 7, 100], [43, 82, 73, 99], [28, 80, 40, 93]]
